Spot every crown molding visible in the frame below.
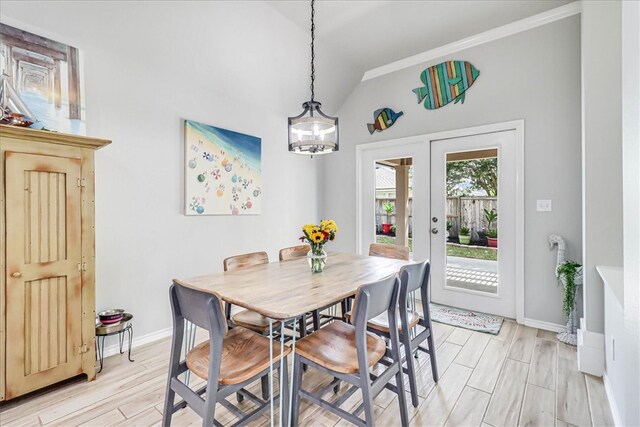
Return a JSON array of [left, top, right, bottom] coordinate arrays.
[[362, 1, 582, 81]]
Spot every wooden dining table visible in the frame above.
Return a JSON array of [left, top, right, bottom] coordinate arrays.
[[173, 252, 409, 426]]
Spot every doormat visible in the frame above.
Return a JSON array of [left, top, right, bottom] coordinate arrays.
[[430, 303, 503, 335]]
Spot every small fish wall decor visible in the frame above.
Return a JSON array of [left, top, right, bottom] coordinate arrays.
[[413, 60, 480, 110], [367, 108, 403, 134]]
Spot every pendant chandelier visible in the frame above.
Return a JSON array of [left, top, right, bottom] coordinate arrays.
[[288, 0, 339, 155]]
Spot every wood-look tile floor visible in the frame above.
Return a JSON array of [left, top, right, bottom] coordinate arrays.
[[0, 321, 615, 426]]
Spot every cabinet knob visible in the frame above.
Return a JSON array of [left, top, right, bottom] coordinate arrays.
[[11, 272, 21, 278]]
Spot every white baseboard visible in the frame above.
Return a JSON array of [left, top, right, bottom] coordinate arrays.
[[523, 317, 565, 332], [99, 326, 172, 359], [603, 374, 624, 426]]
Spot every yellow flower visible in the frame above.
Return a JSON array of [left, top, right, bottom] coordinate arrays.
[[302, 225, 318, 237], [310, 231, 326, 243], [321, 219, 338, 236]]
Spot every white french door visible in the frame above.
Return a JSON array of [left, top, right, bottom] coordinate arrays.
[[430, 130, 517, 318], [356, 139, 429, 262], [356, 121, 524, 322]]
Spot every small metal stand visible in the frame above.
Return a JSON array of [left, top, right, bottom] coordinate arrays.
[[95, 314, 134, 373]]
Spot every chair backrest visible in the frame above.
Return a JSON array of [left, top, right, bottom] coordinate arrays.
[[279, 245, 311, 261], [399, 259, 431, 326], [170, 282, 227, 335], [351, 274, 400, 328], [399, 259, 430, 295], [369, 243, 410, 261], [223, 251, 269, 271]]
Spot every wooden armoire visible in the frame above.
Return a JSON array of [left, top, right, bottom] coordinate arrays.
[[0, 125, 110, 401]]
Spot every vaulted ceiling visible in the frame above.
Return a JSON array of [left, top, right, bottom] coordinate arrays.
[[268, 0, 572, 75]]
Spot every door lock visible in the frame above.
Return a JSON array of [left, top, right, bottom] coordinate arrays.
[[11, 272, 21, 278], [431, 228, 438, 234], [432, 217, 438, 223]]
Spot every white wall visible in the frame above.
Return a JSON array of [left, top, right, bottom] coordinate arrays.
[[321, 16, 582, 326], [580, 0, 623, 335], [0, 1, 360, 338], [621, 1, 640, 425]]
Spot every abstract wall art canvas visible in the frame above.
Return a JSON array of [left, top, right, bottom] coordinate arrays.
[[0, 23, 86, 134], [184, 119, 262, 215]]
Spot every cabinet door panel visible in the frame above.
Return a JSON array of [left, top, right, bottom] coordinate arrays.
[[5, 152, 83, 400]]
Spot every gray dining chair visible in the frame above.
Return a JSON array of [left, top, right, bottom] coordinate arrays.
[[162, 282, 290, 427], [350, 259, 437, 408], [338, 242, 411, 322], [290, 274, 409, 426]]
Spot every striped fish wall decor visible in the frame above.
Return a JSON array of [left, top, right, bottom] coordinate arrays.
[[367, 108, 403, 134], [412, 60, 480, 110]]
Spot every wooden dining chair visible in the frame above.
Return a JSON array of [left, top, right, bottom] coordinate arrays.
[[223, 251, 275, 334], [163, 282, 290, 426], [278, 244, 311, 261], [291, 274, 409, 426], [369, 243, 410, 261], [354, 259, 437, 408]]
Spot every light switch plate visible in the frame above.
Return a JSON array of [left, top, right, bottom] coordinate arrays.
[[537, 199, 552, 212]]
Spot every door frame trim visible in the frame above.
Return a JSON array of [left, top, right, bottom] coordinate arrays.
[[356, 120, 525, 323]]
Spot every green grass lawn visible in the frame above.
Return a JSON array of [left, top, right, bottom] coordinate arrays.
[[446, 244, 497, 261], [375, 235, 496, 261]]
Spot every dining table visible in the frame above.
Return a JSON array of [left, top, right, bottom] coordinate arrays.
[[173, 251, 409, 426]]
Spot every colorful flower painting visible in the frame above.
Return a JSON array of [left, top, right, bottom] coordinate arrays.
[[184, 120, 261, 215]]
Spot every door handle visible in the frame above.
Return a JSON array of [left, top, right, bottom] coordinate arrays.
[[11, 272, 21, 278], [431, 228, 438, 234]]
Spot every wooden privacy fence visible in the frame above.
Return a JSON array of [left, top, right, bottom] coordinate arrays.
[[446, 196, 497, 234], [375, 196, 497, 234]]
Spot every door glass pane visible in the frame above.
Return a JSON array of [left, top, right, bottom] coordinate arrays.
[[374, 158, 413, 253], [445, 150, 498, 294]]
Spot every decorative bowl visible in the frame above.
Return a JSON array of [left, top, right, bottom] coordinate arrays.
[[98, 309, 125, 323], [3, 113, 34, 127]]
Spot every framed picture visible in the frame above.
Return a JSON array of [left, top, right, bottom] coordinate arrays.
[[0, 23, 86, 134], [184, 119, 262, 215]]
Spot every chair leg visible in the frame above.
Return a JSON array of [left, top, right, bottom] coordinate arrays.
[[427, 326, 439, 382], [202, 389, 217, 427], [340, 299, 348, 322], [402, 334, 420, 408], [391, 331, 410, 425], [261, 374, 270, 400], [291, 356, 304, 427], [360, 378, 375, 426], [395, 364, 410, 426], [225, 302, 232, 325], [312, 310, 320, 331], [280, 357, 290, 427], [161, 384, 175, 427], [299, 315, 307, 338]]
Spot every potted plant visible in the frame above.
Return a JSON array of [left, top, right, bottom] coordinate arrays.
[[556, 260, 583, 344], [458, 226, 471, 245], [484, 208, 498, 248], [382, 202, 394, 234], [486, 229, 498, 247]]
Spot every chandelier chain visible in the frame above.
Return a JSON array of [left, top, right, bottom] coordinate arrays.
[[310, 0, 315, 102]]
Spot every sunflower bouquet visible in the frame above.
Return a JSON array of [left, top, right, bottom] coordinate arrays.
[[300, 220, 338, 272]]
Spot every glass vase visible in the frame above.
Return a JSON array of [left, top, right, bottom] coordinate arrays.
[[307, 248, 327, 273]]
